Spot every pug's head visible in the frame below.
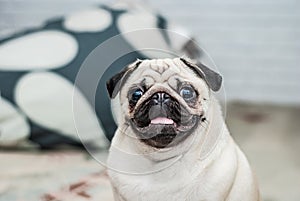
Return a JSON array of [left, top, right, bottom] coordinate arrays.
[[106, 58, 222, 149]]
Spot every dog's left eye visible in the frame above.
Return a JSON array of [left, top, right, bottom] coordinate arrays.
[[180, 86, 196, 101], [131, 89, 144, 101]]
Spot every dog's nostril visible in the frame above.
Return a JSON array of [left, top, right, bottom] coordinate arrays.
[[163, 93, 170, 99], [152, 92, 170, 104], [152, 93, 159, 100]]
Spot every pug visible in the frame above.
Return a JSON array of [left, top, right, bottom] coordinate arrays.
[[106, 58, 260, 201]]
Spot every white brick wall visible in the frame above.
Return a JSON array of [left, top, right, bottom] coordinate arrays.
[[0, 0, 299, 104]]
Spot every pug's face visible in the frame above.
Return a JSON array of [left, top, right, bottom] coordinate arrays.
[[107, 58, 222, 149]]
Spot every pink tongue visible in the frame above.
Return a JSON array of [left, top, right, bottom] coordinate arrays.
[[151, 117, 174, 125]]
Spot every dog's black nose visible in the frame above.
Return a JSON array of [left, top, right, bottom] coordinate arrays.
[[152, 92, 170, 104]]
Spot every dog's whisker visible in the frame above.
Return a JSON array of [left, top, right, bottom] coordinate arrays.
[[199, 122, 208, 129], [203, 120, 210, 126]]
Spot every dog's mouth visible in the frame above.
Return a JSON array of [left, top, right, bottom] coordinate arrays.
[[130, 93, 200, 148]]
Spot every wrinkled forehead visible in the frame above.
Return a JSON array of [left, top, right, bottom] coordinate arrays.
[[127, 58, 198, 87]]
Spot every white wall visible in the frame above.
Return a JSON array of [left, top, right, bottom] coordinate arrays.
[[150, 0, 300, 105], [0, 0, 299, 104]]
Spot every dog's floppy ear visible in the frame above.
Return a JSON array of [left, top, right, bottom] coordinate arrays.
[[106, 60, 142, 99], [180, 58, 222, 91]]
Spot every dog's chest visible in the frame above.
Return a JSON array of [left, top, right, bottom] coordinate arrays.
[[108, 140, 237, 201], [109, 161, 212, 201], [114, 172, 198, 201]]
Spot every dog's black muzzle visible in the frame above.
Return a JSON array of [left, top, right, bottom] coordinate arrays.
[[130, 91, 200, 148]]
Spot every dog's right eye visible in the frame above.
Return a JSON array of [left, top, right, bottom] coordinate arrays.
[[131, 89, 144, 101]]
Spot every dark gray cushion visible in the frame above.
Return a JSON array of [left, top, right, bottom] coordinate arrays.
[[0, 3, 200, 149]]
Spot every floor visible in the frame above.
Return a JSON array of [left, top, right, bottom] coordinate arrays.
[[226, 102, 300, 201], [0, 102, 299, 201]]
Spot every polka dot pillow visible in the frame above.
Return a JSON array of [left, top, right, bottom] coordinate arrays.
[[0, 3, 201, 149]]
